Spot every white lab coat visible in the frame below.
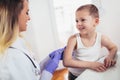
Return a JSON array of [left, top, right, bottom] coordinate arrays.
[[0, 37, 52, 80]]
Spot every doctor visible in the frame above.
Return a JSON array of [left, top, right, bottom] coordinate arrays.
[[0, 0, 64, 80]]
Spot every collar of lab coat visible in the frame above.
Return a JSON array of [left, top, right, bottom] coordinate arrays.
[[10, 37, 29, 54]]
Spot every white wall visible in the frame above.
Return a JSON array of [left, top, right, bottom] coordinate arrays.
[[94, 0, 120, 51], [24, 0, 60, 61], [24, 0, 120, 62]]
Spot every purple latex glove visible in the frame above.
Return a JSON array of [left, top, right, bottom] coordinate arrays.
[[49, 47, 66, 60], [45, 47, 65, 74]]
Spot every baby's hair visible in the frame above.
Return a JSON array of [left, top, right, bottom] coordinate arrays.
[[76, 4, 99, 18]]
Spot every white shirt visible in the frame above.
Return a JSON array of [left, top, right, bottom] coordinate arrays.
[[69, 32, 102, 76]]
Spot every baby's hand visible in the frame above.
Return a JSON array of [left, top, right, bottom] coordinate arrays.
[[89, 62, 106, 72], [104, 56, 116, 68]]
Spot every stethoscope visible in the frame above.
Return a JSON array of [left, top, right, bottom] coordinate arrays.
[[23, 53, 40, 76], [10, 47, 40, 76]]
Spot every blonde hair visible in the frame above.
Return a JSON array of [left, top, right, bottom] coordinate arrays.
[[0, 0, 25, 54], [0, 8, 19, 54]]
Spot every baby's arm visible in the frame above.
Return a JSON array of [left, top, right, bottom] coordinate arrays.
[[101, 35, 118, 68], [63, 35, 106, 72]]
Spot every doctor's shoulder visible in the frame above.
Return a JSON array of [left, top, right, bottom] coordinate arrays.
[[3, 47, 34, 68]]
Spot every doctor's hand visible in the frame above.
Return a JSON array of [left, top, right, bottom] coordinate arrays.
[[45, 47, 65, 74], [49, 47, 66, 60]]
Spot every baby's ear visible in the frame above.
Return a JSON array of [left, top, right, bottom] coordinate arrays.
[[95, 18, 99, 24]]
